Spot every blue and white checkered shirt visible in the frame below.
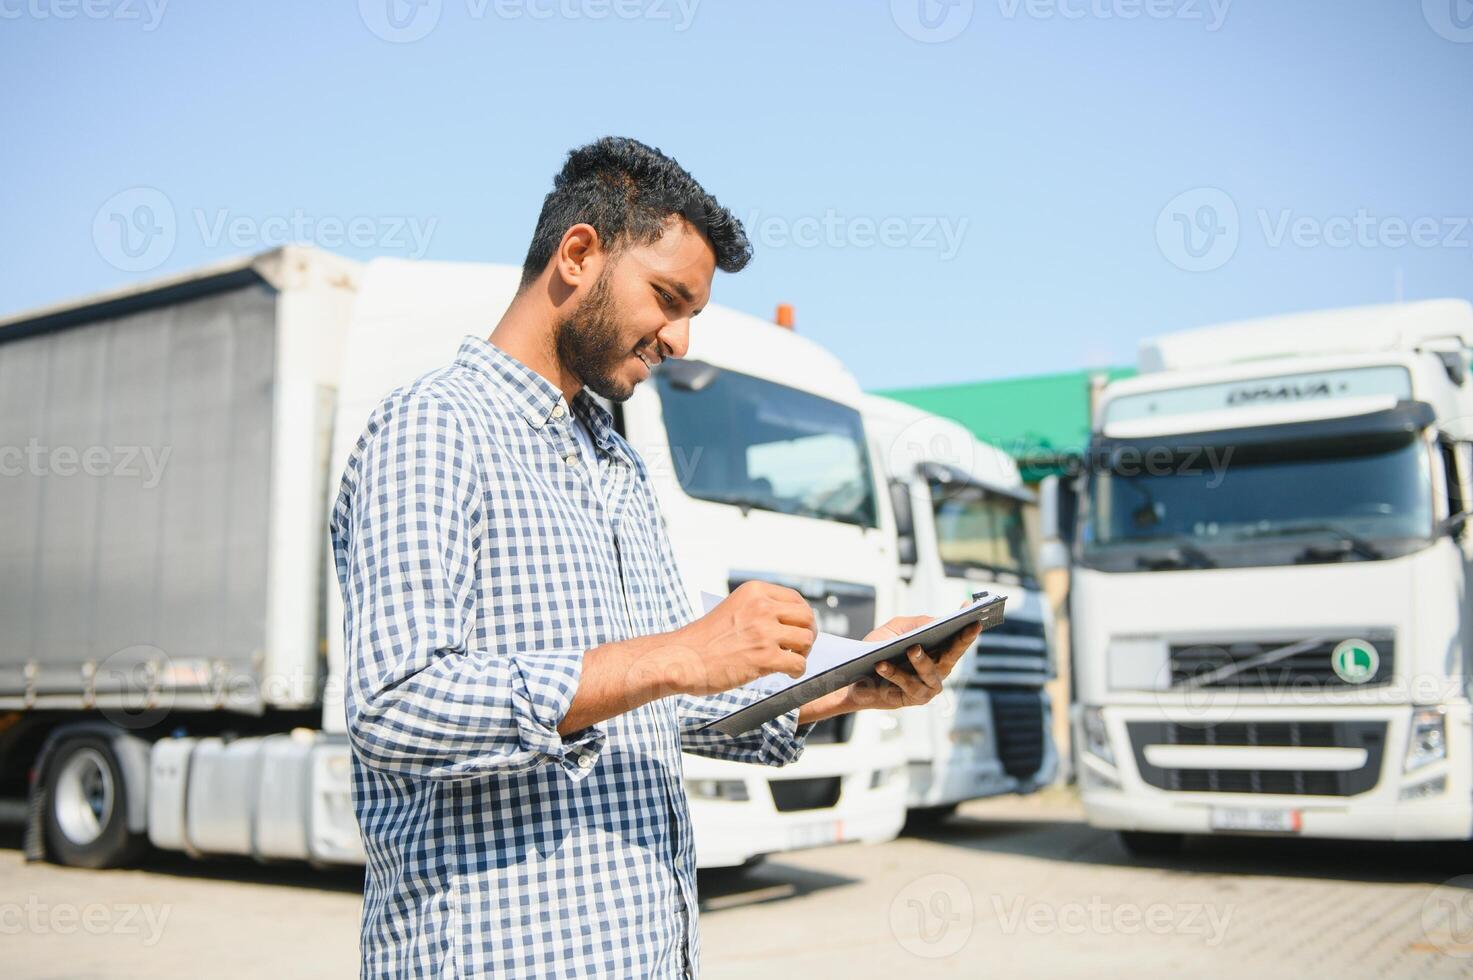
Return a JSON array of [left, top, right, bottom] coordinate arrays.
[[331, 336, 810, 979]]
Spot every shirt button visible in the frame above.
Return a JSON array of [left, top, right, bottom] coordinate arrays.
[[578, 754, 594, 769], [565, 453, 578, 466], [552, 402, 566, 419]]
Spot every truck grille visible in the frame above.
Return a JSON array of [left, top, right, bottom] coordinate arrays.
[[1169, 634, 1394, 690], [769, 776, 842, 812], [1127, 720, 1386, 797], [988, 689, 1047, 780], [973, 617, 1049, 686]]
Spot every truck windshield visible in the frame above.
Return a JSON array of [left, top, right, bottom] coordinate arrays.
[[1081, 430, 1434, 571], [930, 482, 1038, 583], [655, 368, 878, 527]]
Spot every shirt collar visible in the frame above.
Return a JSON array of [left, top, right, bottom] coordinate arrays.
[[454, 335, 622, 455]]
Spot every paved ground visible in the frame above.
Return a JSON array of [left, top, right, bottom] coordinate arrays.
[[4, 789, 1473, 979]]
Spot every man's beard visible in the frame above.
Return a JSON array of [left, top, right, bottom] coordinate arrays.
[[554, 270, 639, 403]]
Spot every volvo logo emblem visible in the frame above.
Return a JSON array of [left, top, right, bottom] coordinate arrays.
[[1331, 639, 1379, 684]]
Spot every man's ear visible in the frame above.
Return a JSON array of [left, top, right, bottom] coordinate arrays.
[[554, 223, 603, 289]]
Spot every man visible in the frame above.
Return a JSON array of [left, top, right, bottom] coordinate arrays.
[[331, 136, 980, 979]]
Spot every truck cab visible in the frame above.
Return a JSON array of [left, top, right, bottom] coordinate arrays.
[[863, 395, 1058, 815], [1067, 300, 1473, 854]]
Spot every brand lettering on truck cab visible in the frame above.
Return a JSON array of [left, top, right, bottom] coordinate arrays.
[[1225, 378, 1342, 405]]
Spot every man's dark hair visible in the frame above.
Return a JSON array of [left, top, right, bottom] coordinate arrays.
[[520, 136, 752, 288]]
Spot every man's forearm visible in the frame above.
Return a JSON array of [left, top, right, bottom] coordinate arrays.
[[557, 634, 685, 735], [564, 638, 860, 734]]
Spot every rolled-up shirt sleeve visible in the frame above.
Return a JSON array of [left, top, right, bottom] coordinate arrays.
[[675, 689, 814, 766], [333, 390, 604, 782]]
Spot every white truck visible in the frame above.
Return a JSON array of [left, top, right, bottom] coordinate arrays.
[[1060, 300, 1473, 856], [1, 247, 366, 867], [864, 395, 1058, 818], [1, 246, 906, 871]]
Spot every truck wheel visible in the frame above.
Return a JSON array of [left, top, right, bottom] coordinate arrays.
[[1117, 830, 1186, 859], [42, 736, 145, 868]]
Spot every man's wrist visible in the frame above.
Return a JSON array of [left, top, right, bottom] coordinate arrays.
[[624, 631, 701, 702]]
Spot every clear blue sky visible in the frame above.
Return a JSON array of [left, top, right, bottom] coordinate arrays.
[[4, 0, 1470, 389]]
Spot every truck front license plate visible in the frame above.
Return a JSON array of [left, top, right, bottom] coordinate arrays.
[[1209, 807, 1301, 834], [787, 820, 841, 850]]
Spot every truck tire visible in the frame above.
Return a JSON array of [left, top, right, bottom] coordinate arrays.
[[42, 736, 146, 869], [1117, 830, 1186, 859]]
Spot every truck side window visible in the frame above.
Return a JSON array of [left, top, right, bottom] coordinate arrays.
[[1441, 438, 1463, 519]]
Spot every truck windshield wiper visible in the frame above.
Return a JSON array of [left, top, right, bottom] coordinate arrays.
[[702, 491, 776, 515], [1294, 537, 1384, 563], [1133, 540, 1217, 570], [1234, 522, 1384, 562]]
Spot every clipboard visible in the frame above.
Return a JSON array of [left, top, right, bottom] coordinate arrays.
[[695, 591, 1008, 737]]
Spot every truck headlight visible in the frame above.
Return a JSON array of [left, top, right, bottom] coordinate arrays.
[[685, 778, 749, 802], [1081, 706, 1115, 767], [1080, 759, 1121, 792], [1405, 707, 1447, 772]]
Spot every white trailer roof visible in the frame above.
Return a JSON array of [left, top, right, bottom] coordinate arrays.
[[861, 392, 1026, 497], [0, 245, 360, 341], [1139, 299, 1473, 374]]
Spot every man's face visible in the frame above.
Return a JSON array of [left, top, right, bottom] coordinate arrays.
[[555, 217, 715, 402]]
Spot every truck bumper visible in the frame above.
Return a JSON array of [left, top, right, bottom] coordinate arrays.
[[1078, 702, 1473, 842], [686, 731, 908, 869]]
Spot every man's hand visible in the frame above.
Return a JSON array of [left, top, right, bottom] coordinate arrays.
[[558, 581, 815, 734], [796, 613, 981, 725], [662, 581, 816, 695]]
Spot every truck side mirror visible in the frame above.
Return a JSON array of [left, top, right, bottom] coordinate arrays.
[[1038, 474, 1069, 572], [888, 480, 918, 573], [1440, 511, 1468, 539]]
